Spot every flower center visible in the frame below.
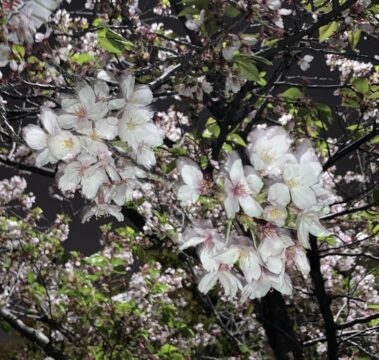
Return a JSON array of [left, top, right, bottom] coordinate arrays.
[[231, 182, 247, 197], [74, 105, 88, 120], [63, 138, 75, 150], [260, 149, 274, 162], [127, 119, 137, 130], [89, 130, 100, 141], [268, 207, 284, 220], [287, 178, 298, 190]]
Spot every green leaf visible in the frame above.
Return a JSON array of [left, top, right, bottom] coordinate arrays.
[[348, 28, 361, 49], [233, 55, 260, 82], [250, 54, 272, 66], [319, 21, 339, 42], [352, 78, 369, 94], [70, 53, 94, 64], [225, 4, 240, 17], [280, 87, 304, 100], [12, 44, 25, 59], [316, 103, 333, 123], [227, 133, 247, 147], [97, 27, 134, 55], [202, 117, 220, 138]]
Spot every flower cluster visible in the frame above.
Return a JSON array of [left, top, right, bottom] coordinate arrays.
[[177, 126, 330, 301], [22, 74, 164, 222], [0, 0, 61, 75]]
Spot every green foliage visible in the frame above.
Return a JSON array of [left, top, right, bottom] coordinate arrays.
[[97, 27, 134, 55], [352, 78, 369, 94], [319, 21, 339, 42], [348, 29, 361, 49], [280, 87, 304, 100], [233, 54, 260, 82]]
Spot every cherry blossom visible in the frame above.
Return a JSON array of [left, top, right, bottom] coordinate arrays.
[[22, 107, 81, 167], [224, 152, 263, 218]]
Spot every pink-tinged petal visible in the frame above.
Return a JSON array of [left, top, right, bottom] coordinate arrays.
[[213, 247, 240, 266], [111, 183, 134, 206], [135, 147, 156, 169], [198, 272, 218, 294], [78, 84, 96, 108], [297, 218, 310, 249], [219, 271, 242, 297], [240, 251, 262, 283], [87, 102, 108, 121], [81, 167, 108, 199], [179, 236, 205, 250], [224, 195, 239, 218], [177, 184, 200, 204], [58, 161, 81, 192], [228, 153, 244, 184], [294, 248, 310, 275], [130, 85, 153, 106], [239, 195, 262, 217], [35, 148, 55, 167], [291, 187, 316, 209], [120, 73, 135, 100], [40, 107, 60, 135], [58, 114, 78, 129], [108, 98, 126, 110], [22, 124, 47, 150], [268, 183, 290, 207], [181, 163, 203, 188], [265, 256, 283, 274], [95, 117, 118, 140]]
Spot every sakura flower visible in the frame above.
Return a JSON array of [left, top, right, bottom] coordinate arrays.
[[176, 158, 206, 205], [58, 83, 108, 131], [108, 165, 145, 206], [213, 235, 262, 283], [298, 55, 314, 71], [293, 247, 310, 275], [23, 107, 81, 167], [198, 267, 242, 298], [118, 111, 162, 150], [258, 227, 293, 274], [247, 126, 293, 177], [129, 131, 164, 169], [82, 203, 124, 223], [224, 152, 263, 218], [110, 73, 154, 122], [241, 270, 292, 302], [7, 6, 36, 45], [263, 204, 288, 227], [185, 9, 205, 31], [281, 160, 321, 209], [58, 154, 108, 199], [179, 220, 220, 251], [296, 208, 330, 248]]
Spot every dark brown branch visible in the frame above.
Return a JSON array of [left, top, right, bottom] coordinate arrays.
[[0, 307, 67, 360], [337, 313, 379, 330], [307, 235, 338, 360], [323, 128, 379, 171], [0, 156, 56, 178]]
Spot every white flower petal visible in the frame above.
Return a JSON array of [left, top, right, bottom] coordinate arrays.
[[23, 125, 47, 150], [267, 183, 291, 207], [239, 195, 262, 217]]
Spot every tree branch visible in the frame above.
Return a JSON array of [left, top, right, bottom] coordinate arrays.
[[0, 307, 67, 360]]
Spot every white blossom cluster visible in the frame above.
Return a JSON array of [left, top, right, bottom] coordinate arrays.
[[22, 74, 164, 223], [0, 0, 61, 74], [177, 126, 331, 301]]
